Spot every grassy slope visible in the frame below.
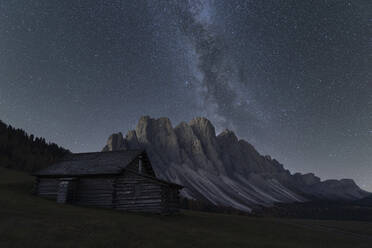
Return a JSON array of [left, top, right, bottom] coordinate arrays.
[[1, 167, 372, 248]]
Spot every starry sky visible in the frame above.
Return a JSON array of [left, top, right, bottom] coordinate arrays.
[[1, 1, 371, 190]]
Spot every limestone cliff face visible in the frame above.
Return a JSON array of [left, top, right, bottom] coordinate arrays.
[[102, 132, 125, 151], [102, 116, 369, 211]]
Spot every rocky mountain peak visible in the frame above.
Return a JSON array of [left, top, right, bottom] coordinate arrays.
[[136, 116, 174, 142], [293, 173, 321, 186], [340, 178, 358, 185], [102, 116, 369, 211], [189, 117, 216, 139], [102, 132, 124, 151], [217, 129, 238, 144]]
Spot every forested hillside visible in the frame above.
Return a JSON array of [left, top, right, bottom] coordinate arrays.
[[0, 120, 69, 172]]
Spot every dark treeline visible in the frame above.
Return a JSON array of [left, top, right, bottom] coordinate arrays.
[[0, 120, 69, 173]]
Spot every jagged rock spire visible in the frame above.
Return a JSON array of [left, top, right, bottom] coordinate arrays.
[[102, 116, 369, 211]]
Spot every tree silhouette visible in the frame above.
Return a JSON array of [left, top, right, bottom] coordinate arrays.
[[0, 120, 69, 172]]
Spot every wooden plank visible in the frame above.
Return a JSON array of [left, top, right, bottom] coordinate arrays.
[[37, 178, 59, 199], [76, 177, 114, 207]]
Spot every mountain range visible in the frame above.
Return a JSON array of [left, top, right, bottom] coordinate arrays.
[[103, 116, 369, 212]]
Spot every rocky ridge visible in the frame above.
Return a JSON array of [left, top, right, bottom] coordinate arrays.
[[103, 116, 369, 212]]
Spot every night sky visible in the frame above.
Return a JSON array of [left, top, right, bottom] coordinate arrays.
[[1, 1, 371, 190]]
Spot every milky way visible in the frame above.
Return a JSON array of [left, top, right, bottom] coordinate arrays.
[[0, 1, 371, 190]]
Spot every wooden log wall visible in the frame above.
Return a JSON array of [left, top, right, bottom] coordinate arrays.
[[75, 177, 114, 208], [37, 178, 59, 200], [114, 172, 164, 213], [36, 171, 180, 214], [161, 186, 181, 213]]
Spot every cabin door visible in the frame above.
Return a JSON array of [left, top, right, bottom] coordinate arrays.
[[57, 178, 77, 204]]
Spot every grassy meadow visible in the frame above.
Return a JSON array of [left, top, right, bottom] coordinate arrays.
[[1, 167, 372, 248]]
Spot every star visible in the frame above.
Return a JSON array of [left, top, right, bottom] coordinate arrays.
[[0, 0, 370, 191]]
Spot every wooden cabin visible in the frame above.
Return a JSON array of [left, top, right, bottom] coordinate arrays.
[[33, 150, 183, 214]]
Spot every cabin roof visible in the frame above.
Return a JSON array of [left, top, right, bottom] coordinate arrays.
[[33, 150, 183, 188], [34, 150, 144, 176]]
